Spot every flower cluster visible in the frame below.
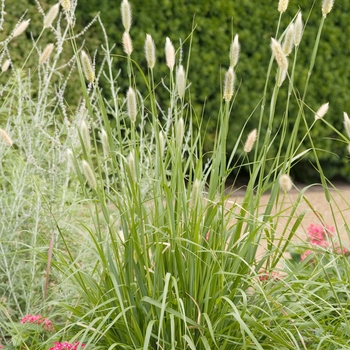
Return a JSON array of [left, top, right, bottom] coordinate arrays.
[[258, 271, 281, 282], [20, 314, 55, 332], [49, 341, 86, 350]]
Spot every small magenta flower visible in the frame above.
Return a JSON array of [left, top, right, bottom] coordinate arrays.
[[307, 223, 333, 247], [49, 341, 85, 350], [20, 314, 55, 332]]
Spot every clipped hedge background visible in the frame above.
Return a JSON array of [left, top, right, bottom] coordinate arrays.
[[3, 0, 350, 183]]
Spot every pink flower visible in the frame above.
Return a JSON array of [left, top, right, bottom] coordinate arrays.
[[258, 271, 280, 282], [20, 314, 55, 332], [49, 342, 86, 350], [301, 249, 314, 262], [307, 223, 334, 247]]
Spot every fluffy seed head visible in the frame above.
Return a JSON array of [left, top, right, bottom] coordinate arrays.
[[122, 31, 133, 56], [81, 50, 95, 83], [1, 59, 10, 72], [80, 120, 91, 153], [176, 65, 186, 99], [176, 117, 184, 147], [127, 87, 137, 123], [322, 0, 334, 17], [158, 131, 165, 155], [121, 0, 132, 32], [66, 148, 76, 173], [13, 19, 30, 38], [39, 43, 54, 64], [271, 38, 288, 71], [223, 66, 235, 102], [229, 34, 240, 68], [144, 34, 156, 69], [282, 23, 295, 56], [44, 3, 60, 28], [314, 102, 329, 120], [344, 112, 350, 138], [165, 37, 175, 71], [0, 128, 13, 146], [60, 0, 70, 11], [278, 0, 289, 13], [191, 179, 201, 207], [244, 129, 257, 153], [128, 150, 136, 182], [276, 67, 287, 87], [100, 129, 109, 156], [294, 12, 303, 46], [82, 160, 97, 189], [279, 174, 293, 192]]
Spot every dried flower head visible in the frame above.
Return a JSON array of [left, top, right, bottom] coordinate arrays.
[[278, 0, 289, 13], [244, 129, 257, 153], [80, 120, 91, 153], [100, 128, 109, 156], [229, 34, 240, 68], [176, 65, 186, 99], [128, 150, 136, 181], [176, 117, 184, 147], [276, 67, 287, 87], [44, 3, 60, 28], [314, 102, 329, 120], [1, 59, 10, 72], [60, 0, 71, 12], [121, 0, 132, 32], [343, 112, 350, 138], [271, 38, 288, 71], [13, 19, 30, 38], [82, 160, 97, 189], [191, 179, 201, 207], [126, 87, 137, 123], [165, 37, 175, 71], [223, 66, 235, 102], [66, 148, 76, 173], [294, 12, 303, 46], [158, 131, 165, 155], [0, 128, 13, 146], [39, 43, 55, 64], [279, 174, 293, 192], [80, 50, 95, 83], [322, 0, 334, 17], [122, 31, 133, 55], [282, 23, 295, 56], [144, 34, 156, 69]]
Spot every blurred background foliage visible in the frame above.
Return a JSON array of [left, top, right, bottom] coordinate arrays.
[[2, 0, 350, 183]]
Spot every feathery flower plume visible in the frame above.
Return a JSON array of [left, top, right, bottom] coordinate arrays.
[[144, 34, 156, 69], [44, 3, 60, 28], [191, 179, 201, 207], [1, 59, 10, 72], [158, 131, 165, 155], [244, 129, 257, 153], [80, 120, 91, 153], [276, 67, 287, 87], [314, 102, 329, 120], [13, 19, 30, 38], [322, 0, 334, 17], [60, 0, 71, 12], [278, 0, 289, 13], [121, 0, 132, 32], [271, 38, 288, 71], [176, 65, 186, 99], [128, 150, 136, 182], [294, 12, 303, 46], [122, 31, 133, 55], [343, 112, 350, 138], [176, 117, 184, 147], [66, 148, 77, 173], [126, 87, 137, 123], [0, 128, 13, 146], [282, 23, 295, 56], [279, 174, 293, 192], [229, 34, 240, 68], [165, 37, 175, 71], [100, 128, 109, 156], [223, 66, 235, 102], [39, 43, 54, 64], [80, 50, 95, 83], [82, 160, 97, 189]]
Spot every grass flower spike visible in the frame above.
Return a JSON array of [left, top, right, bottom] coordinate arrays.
[[122, 31, 133, 55], [223, 66, 235, 102], [282, 23, 295, 56], [44, 3, 60, 28], [0, 128, 13, 146], [271, 38, 288, 71], [80, 120, 91, 153], [279, 174, 293, 192], [126, 87, 137, 123], [314, 102, 329, 120], [276, 67, 287, 87], [145, 34, 156, 69], [165, 37, 175, 71], [82, 160, 97, 189], [294, 12, 303, 46], [176, 65, 186, 99], [278, 0, 289, 13], [344, 112, 350, 138], [39, 43, 55, 64], [322, 0, 335, 17], [121, 0, 132, 32], [81, 50, 95, 83], [1, 59, 10, 72], [244, 129, 257, 153], [13, 19, 30, 38], [60, 0, 71, 12], [229, 34, 240, 68]]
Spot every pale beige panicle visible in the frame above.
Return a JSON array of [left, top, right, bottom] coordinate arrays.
[[282, 23, 295, 56], [223, 66, 235, 102], [276, 67, 287, 87], [66, 148, 76, 173], [271, 38, 288, 71], [279, 174, 293, 192], [176, 65, 186, 99], [314, 102, 329, 120], [39, 43, 55, 64], [82, 160, 97, 189], [121, 0, 132, 32], [244, 129, 257, 153], [100, 129, 109, 156], [145, 34, 156, 69], [0, 128, 13, 146], [278, 0, 289, 13], [176, 117, 184, 147], [13, 19, 30, 38], [343, 112, 350, 138], [165, 37, 175, 71], [322, 0, 335, 17], [81, 50, 95, 83], [80, 120, 91, 153], [128, 150, 136, 182], [44, 3, 60, 28], [1, 59, 10, 72], [127, 87, 137, 123], [294, 12, 303, 46], [191, 179, 201, 207], [158, 131, 165, 155], [60, 0, 71, 12], [122, 31, 133, 56], [229, 34, 240, 68]]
